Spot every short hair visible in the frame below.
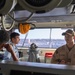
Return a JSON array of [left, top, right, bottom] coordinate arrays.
[[10, 32, 20, 40], [0, 30, 9, 44], [30, 43, 38, 49]]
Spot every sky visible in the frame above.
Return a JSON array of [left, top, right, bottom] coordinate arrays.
[[15, 28, 68, 39]]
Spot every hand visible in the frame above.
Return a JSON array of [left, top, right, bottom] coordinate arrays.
[[60, 60, 66, 64]]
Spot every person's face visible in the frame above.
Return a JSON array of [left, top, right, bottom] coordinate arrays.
[[65, 34, 74, 43], [12, 36, 20, 44], [31, 44, 36, 49], [31, 45, 35, 48]]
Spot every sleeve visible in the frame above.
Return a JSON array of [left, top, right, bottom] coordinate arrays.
[[3, 50, 11, 60], [3, 45, 13, 61], [36, 49, 40, 58], [51, 49, 60, 64]]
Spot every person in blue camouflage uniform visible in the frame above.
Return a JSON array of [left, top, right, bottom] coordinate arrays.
[[27, 43, 40, 62]]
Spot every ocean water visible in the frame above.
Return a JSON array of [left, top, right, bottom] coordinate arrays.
[[17, 39, 66, 48]]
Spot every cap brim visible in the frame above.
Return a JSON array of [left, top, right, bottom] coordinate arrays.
[[62, 32, 66, 36], [62, 32, 73, 36]]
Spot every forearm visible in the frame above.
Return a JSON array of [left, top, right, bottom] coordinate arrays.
[[11, 50, 19, 61], [51, 57, 60, 64], [51, 59, 59, 64], [51, 59, 66, 64], [4, 44, 19, 61]]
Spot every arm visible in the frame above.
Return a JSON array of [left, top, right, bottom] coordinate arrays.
[[10, 50, 19, 61], [4, 44, 19, 61], [51, 50, 60, 64], [36, 49, 41, 59], [51, 49, 66, 64]]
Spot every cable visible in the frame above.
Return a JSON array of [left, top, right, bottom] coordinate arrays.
[[1, 16, 15, 31], [7, 12, 34, 23], [1, 11, 34, 31]]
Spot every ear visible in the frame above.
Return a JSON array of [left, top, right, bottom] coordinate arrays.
[[11, 38, 15, 42], [73, 36, 75, 39]]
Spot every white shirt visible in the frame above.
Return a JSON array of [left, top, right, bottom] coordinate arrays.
[[3, 43, 19, 61]]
